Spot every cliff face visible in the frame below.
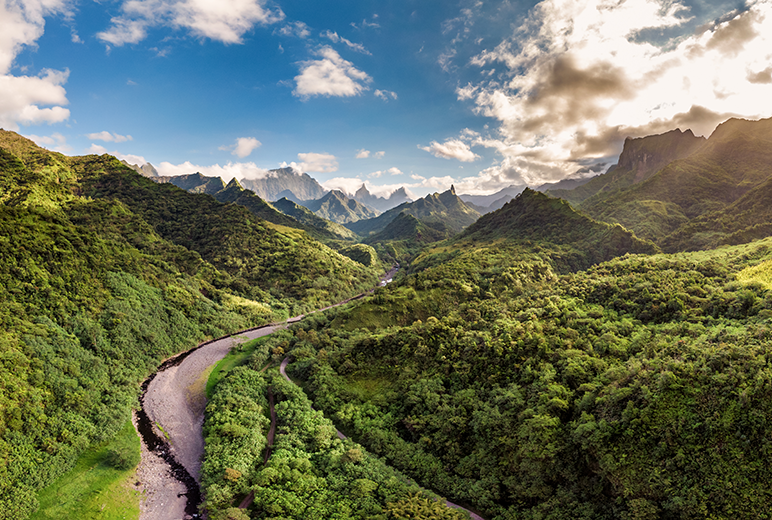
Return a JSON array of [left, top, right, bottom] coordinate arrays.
[[616, 128, 706, 183]]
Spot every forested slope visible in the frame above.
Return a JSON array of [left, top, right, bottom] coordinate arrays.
[[259, 237, 772, 520], [0, 131, 376, 519]]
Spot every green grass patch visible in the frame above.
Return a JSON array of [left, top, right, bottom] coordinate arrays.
[[32, 419, 141, 520], [206, 336, 269, 398], [343, 375, 396, 406], [737, 258, 772, 289]]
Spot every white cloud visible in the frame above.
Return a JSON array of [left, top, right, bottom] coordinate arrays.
[[419, 139, 480, 162], [320, 30, 370, 54], [355, 149, 370, 158], [157, 160, 272, 181], [219, 136, 262, 158], [456, 0, 772, 184], [293, 46, 371, 99], [367, 166, 403, 178], [25, 132, 70, 152], [278, 21, 309, 38], [373, 150, 385, 159], [295, 152, 338, 173], [97, 0, 285, 46], [86, 131, 133, 143], [374, 89, 397, 101], [0, 69, 70, 129], [0, 0, 71, 130], [86, 143, 148, 166]]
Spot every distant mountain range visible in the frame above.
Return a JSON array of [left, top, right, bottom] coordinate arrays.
[[346, 185, 480, 236], [239, 167, 328, 201], [301, 190, 379, 224], [353, 183, 413, 212]]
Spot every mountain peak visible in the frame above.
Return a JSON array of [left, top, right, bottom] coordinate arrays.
[[225, 177, 244, 190]]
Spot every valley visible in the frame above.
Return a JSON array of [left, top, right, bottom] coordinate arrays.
[[3, 116, 772, 520]]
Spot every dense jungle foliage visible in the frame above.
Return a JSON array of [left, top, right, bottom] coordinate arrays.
[[202, 358, 468, 520], [243, 236, 772, 520], [0, 131, 378, 519]]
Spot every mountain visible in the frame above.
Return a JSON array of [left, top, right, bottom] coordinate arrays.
[[155, 171, 226, 195], [459, 188, 657, 267], [353, 184, 413, 212], [210, 177, 317, 232], [579, 117, 772, 242], [239, 167, 327, 201], [121, 159, 159, 177], [365, 212, 450, 244], [0, 130, 379, 519], [302, 189, 379, 224], [548, 128, 706, 203], [663, 174, 772, 251], [272, 197, 358, 240], [345, 185, 481, 236], [535, 175, 594, 193], [459, 184, 526, 208]]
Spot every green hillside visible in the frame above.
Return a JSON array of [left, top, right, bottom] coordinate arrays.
[[0, 131, 378, 519], [272, 196, 358, 240], [82, 161, 378, 311], [346, 186, 480, 236], [260, 235, 772, 520], [463, 189, 656, 253]]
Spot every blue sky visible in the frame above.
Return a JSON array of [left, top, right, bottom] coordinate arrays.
[[4, 0, 772, 197]]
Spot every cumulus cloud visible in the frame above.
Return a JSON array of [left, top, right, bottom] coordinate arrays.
[[373, 150, 385, 159], [374, 89, 397, 101], [97, 0, 285, 46], [219, 136, 262, 158], [293, 46, 371, 99], [87, 131, 133, 143], [157, 160, 273, 181], [280, 152, 339, 173], [355, 149, 370, 158], [320, 30, 370, 54], [454, 0, 772, 184], [419, 139, 480, 162], [0, 0, 71, 130], [0, 69, 70, 129], [26, 132, 70, 152]]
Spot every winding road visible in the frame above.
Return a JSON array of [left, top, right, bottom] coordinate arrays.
[[136, 264, 484, 520]]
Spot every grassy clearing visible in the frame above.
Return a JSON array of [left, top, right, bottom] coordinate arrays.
[[32, 420, 140, 520], [206, 336, 269, 399], [737, 258, 772, 289], [343, 376, 397, 406]]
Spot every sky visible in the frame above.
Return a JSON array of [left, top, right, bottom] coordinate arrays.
[[4, 0, 772, 197]]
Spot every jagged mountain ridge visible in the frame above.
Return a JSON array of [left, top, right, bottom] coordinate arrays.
[[239, 167, 327, 201], [272, 197, 358, 240], [353, 184, 413, 212], [301, 189, 379, 224], [345, 186, 480, 236], [548, 128, 706, 203], [156, 171, 226, 195], [578, 116, 772, 243]]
